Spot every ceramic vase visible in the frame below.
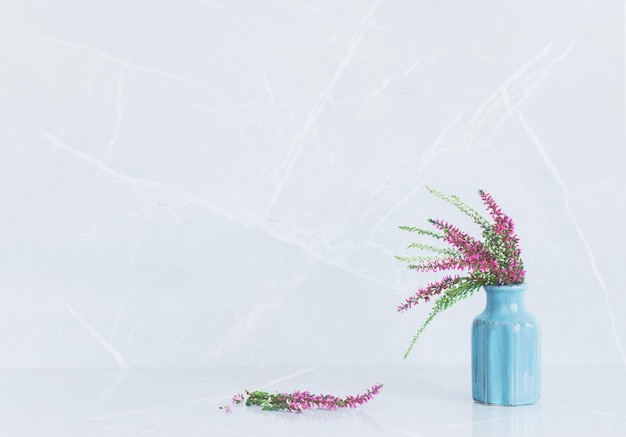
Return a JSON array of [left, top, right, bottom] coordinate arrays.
[[471, 283, 541, 406]]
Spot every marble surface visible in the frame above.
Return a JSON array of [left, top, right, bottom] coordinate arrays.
[[0, 366, 624, 436], [1, 1, 625, 370]]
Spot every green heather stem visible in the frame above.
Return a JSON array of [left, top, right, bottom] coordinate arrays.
[[398, 225, 444, 240], [403, 281, 480, 359], [406, 243, 460, 257], [426, 186, 491, 230], [393, 254, 440, 265]]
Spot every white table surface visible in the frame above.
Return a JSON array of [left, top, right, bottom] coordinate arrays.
[[1, 366, 624, 436]]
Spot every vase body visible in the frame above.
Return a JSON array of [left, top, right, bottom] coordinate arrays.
[[471, 284, 540, 406]]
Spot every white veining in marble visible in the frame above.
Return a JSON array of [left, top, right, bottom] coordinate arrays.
[[0, 0, 624, 372], [517, 110, 626, 363], [266, 0, 384, 214], [65, 303, 130, 369]]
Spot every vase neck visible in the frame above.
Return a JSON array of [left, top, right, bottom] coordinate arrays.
[[483, 284, 527, 314]]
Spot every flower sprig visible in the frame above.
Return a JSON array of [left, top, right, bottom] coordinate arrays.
[[397, 187, 525, 358], [222, 384, 383, 413]]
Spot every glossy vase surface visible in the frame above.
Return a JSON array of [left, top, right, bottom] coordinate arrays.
[[471, 284, 540, 406]]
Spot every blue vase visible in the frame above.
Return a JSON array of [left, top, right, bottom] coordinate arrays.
[[471, 284, 541, 406]]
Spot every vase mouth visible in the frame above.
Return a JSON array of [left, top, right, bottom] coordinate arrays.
[[483, 283, 527, 292]]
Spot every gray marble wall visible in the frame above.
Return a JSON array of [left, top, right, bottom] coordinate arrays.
[[1, 0, 624, 368]]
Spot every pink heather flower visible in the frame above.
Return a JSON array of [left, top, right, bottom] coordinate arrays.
[[398, 275, 462, 312], [414, 193, 524, 287], [412, 256, 464, 273], [429, 219, 480, 253], [232, 393, 245, 404], [480, 190, 514, 234], [397, 188, 526, 356], [219, 405, 232, 414]]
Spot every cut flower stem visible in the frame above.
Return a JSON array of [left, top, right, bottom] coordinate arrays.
[[222, 383, 383, 413], [397, 187, 525, 358]]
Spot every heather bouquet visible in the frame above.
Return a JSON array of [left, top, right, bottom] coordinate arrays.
[[220, 384, 383, 413], [396, 187, 525, 358]]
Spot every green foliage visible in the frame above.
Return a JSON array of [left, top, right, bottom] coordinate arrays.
[[425, 186, 490, 229], [246, 391, 289, 411], [406, 243, 460, 257], [398, 225, 444, 240], [393, 255, 439, 268]]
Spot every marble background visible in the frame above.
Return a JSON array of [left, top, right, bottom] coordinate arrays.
[[1, 0, 624, 368]]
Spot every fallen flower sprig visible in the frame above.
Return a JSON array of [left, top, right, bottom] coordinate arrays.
[[222, 383, 383, 413]]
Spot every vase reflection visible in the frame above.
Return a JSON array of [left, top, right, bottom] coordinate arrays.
[[471, 401, 542, 437]]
